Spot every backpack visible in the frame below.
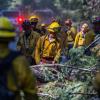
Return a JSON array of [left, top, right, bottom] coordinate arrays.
[[0, 50, 21, 100]]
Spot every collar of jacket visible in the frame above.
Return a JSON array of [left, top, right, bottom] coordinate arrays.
[[44, 35, 57, 43]]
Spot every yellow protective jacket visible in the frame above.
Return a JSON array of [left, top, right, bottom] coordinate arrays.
[[73, 30, 95, 48], [35, 35, 61, 64], [17, 30, 40, 57], [66, 26, 77, 44], [0, 49, 38, 100]]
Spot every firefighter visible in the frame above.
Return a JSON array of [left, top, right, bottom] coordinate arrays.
[[29, 15, 41, 34], [0, 17, 38, 100], [73, 23, 95, 48], [64, 19, 77, 49], [40, 23, 47, 36], [17, 20, 39, 65], [90, 17, 100, 57], [35, 22, 61, 64], [92, 16, 100, 35]]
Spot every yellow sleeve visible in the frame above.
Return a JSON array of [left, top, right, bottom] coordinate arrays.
[[34, 37, 41, 64], [54, 42, 61, 62], [73, 33, 80, 48], [31, 33, 40, 58], [30, 31, 40, 49], [71, 27, 77, 40], [12, 56, 39, 100]]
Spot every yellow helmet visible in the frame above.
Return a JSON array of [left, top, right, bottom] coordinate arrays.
[[47, 22, 61, 33], [29, 15, 38, 22], [0, 17, 15, 38]]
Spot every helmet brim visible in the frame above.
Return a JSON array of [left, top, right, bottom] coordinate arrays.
[[47, 28, 54, 33], [0, 31, 16, 38]]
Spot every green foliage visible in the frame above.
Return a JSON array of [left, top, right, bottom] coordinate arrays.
[[21, 0, 37, 10], [33, 47, 99, 83], [66, 47, 98, 67], [39, 81, 95, 100], [35, 47, 100, 100], [21, 0, 32, 5], [0, 0, 13, 10]]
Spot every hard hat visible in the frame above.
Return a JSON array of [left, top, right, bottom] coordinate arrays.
[[0, 17, 15, 38], [47, 22, 61, 33], [29, 15, 38, 22], [65, 19, 72, 26]]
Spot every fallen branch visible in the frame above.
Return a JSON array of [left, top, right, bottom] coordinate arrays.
[[37, 93, 58, 99], [30, 64, 98, 72]]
